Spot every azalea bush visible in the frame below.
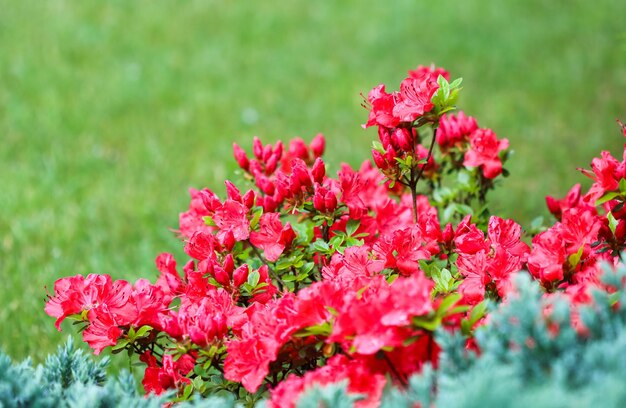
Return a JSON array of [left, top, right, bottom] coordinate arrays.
[[45, 65, 626, 407]]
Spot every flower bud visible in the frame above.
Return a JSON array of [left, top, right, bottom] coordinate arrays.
[[392, 127, 412, 151], [222, 231, 236, 252], [199, 189, 220, 212], [313, 189, 326, 212], [233, 264, 249, 287], [263, 196, 277, 213], [273, 141, 284, 160], [225, 180, 242, 202], [213, 266, 231, 287], [378, 126, 392, 150], [262, 144, 273, 162], [311, 158, 326, 183], [310, 133, 325, 158], [372, 149, 387, 169], [253, 136, 263, 160], [289, 138, 309, 161], [265, 154, 279, 175], [324, 191, 337, 212], [256, 175, 275, 196], [242, 190, 256, 208], [223, 254, 235, 276], [233, 143, 250, 170]]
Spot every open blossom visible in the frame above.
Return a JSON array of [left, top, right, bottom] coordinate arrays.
[[330, 274, 434, 355], [464, 128, 509, 178], [213, 199, 250, 242], [141, 352, 195, 395], [455, 216, 529, 303], [250, 213, 296, 262], [392, 74, 439, 123], [269, 355, 386, 408], [436, 111, 478, 150], [45, 274, 132, 330], [580, 150, 623, 203]]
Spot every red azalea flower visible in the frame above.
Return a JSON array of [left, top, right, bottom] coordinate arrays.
[[250, 213, 296, 262], [363, 84, 400, 129], [213, 199, 250, 243], [464, 128, 509, 178], [436, 111, 478, 150], [392, 75, 439, 123]]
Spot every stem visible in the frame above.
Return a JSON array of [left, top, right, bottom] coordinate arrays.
[[249, 242, 286, 290], [382, 352, 408, 387], [409, 125, 438, 224]]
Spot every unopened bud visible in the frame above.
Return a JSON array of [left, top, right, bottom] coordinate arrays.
[[310, 134, 325, 158], [233, 143, 250, 170], [311, 158, 326, 183]]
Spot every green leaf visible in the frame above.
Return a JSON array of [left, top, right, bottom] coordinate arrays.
[[249, 206, 264, 229], [311, 239, 330, 253], [135, 325, 152, 338], [608, 211, 619, 235], [412, 314, 441, 331], [346, 219, 360, 237], [436, 293, 461, 317], [247, 270, 260, 287], [595, 191, 620, 206], [568, 245, 584, 268], [461, 301, 488, 335]]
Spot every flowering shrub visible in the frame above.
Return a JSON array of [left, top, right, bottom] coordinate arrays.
[[45, 65, 626, 407]]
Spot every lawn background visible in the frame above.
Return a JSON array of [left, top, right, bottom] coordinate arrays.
[[1, 0, 625, 366]]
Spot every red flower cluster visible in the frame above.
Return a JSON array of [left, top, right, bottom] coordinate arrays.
[[45, 67, 626, 407]]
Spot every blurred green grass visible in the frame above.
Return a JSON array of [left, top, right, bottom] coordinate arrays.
[[1, 0, 625, 365]]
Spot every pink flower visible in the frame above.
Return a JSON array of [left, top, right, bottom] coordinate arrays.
[[213, 199, 250, 243], [269, 355, 386, 408], [464, 128, 509, 178], [330, 274, 434, 355], [141, 352, 194, 395], [392, 75, 439, 123], [580, 151, 622, 203], [45, 274, 132, 330], [82, 306, 123, 355], [178, 188, 214, 238], [436, 111, 478, 150], [250, 213, 296, 262], [363, 84, 400, 129], [527, 227, 567, 283]]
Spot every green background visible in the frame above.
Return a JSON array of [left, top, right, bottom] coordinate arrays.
[[1, 0, 625, 365]]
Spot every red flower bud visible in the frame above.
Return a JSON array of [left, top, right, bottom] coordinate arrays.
[[213, 266, 231, 287], [378, 126, 392, 150], [263, 196, 277, 213], [265, 154, 279, 175], [313, 191, 326, 212], [280, 223, 296, 247], [223, 254, 235, 275], [273, 141, 284, 160], [249, 160, 263, 176], [242, 190, 256, 208], [324, 191, 337, 212], [225, 180, 242, 202], [372, 149, 387, 169], [233, 264, 249, 287], [256, 175, 275, 196], [233, 143, 250, 170], [311, 158, 326, 183], [392, 127, 413, 151], [310, 133, 325, 158], [253, 136, 263, 160], [262, 144, 273, 162], [222, 231, 236, 252], [289, 138, 309, 161], [199, 189, 221, 212]]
